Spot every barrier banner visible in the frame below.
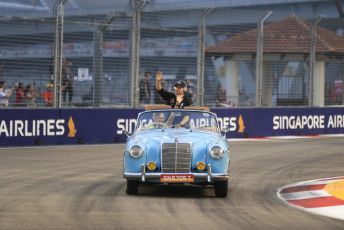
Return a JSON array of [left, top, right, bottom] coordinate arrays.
[[0, 107, 343, 146], [59, 108, 142, 144], [0, 109, 61, 146], [0, 108, 142, 146], [212, 107, 344, 138]]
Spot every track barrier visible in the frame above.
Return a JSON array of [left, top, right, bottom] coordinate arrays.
[[0, 107, 343, 146]]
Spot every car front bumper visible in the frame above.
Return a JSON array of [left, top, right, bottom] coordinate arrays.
[[123, 164, 229, 183]]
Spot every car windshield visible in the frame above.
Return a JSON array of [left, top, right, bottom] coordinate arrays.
[[136, 110, 219, 133]]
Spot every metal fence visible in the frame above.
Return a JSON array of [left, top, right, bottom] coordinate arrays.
[[0, 0, 343, 108]]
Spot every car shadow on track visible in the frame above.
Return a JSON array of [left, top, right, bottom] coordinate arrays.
[[135, 184, 228, 198]]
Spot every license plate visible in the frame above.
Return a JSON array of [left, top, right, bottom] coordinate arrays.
[[160, 174, 194, 183]]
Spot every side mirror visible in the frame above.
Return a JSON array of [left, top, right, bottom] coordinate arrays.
[[221, 127, 230, 133], [121, 129, 131, 137]]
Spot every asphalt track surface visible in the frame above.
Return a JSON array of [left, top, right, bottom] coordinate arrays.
[[0, 137, 343, 230]]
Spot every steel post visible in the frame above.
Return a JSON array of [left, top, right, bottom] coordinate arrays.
[[197, 8, 213, 107], [93, 29, 103, 107], [53, 0, 68, 108], [255, 11, 272, 107], [309, 16, 324, 106], [130, 0, 144, 108]]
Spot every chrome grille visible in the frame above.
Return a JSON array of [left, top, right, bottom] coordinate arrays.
[[161, 143, 191, 173]]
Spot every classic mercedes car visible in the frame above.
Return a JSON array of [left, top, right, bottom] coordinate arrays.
[[122, 107, 230, 197]]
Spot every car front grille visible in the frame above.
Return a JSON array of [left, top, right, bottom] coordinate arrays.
[[161, 143, 191, 173]]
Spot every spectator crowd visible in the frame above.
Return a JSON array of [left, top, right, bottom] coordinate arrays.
[[0, 80, 55, 108], [0, 58, 75, 108]]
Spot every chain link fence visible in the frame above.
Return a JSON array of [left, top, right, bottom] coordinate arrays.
[[0, 0, 343, 108], [0, 17, 55, 107]]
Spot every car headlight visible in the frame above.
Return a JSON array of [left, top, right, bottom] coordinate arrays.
[[209, 146, 224, 159], [129, 145, 143, 158]]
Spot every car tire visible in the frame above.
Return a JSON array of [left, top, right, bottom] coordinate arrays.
[[214, 180, 228, 198], [126, 180, 139, 195]]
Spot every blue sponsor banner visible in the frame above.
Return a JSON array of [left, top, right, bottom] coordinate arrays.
[[213, 107, 344, 138], [59, 108, 142, 144], [0, 107, 343, 146], [0, 109, 62, 146], [0, 108, 143, 146]]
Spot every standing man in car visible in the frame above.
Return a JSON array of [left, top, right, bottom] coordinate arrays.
[[155, 71, 191, 108]]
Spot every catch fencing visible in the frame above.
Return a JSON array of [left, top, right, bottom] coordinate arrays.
[[0, 0, 343, 108]]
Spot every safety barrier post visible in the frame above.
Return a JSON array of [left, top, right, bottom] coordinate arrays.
[[197, 8, 213, 106], [255, 11, 272, 107], [309, 16, 324, 107], [53, 0, 68, 108], [130, 0, 146, 108]]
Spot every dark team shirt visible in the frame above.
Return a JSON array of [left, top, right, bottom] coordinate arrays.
[[157, 88, 191, 108]]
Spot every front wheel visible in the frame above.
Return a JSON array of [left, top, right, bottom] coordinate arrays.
[[214, 180, 228, 198], [126, 180, 139, 195]]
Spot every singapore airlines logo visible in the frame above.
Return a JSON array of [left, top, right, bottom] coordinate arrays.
[[238, 115, 245, 133], [0, 116, 77, 138], [68, 117, 77, 137], [217, 114, 246, 133]]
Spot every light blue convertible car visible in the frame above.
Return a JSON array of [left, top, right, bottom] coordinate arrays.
[[122, 107, 230, 197]]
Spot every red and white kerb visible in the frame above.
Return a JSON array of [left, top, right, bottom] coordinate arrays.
[[277, 176, 344, 220]]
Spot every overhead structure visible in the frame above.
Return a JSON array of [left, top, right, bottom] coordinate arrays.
[[206, 15, 344, 107]]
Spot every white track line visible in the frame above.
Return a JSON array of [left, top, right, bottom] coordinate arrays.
[[280, 190, 331, 201], [277, 177, 344, 221], [309, 206, 344, 220], [229, 134, 344, 142], [0, 143, 122, 150]]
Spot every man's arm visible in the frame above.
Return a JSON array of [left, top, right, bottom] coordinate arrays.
[[155, 71, 163, 91], [166, 112, 175, 126], [5, 88, 13, 97], [155, 71, 175, 104], [157, 88, 175, 103], [0, 91, 6, 98], [178, 115, 190, 127]]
